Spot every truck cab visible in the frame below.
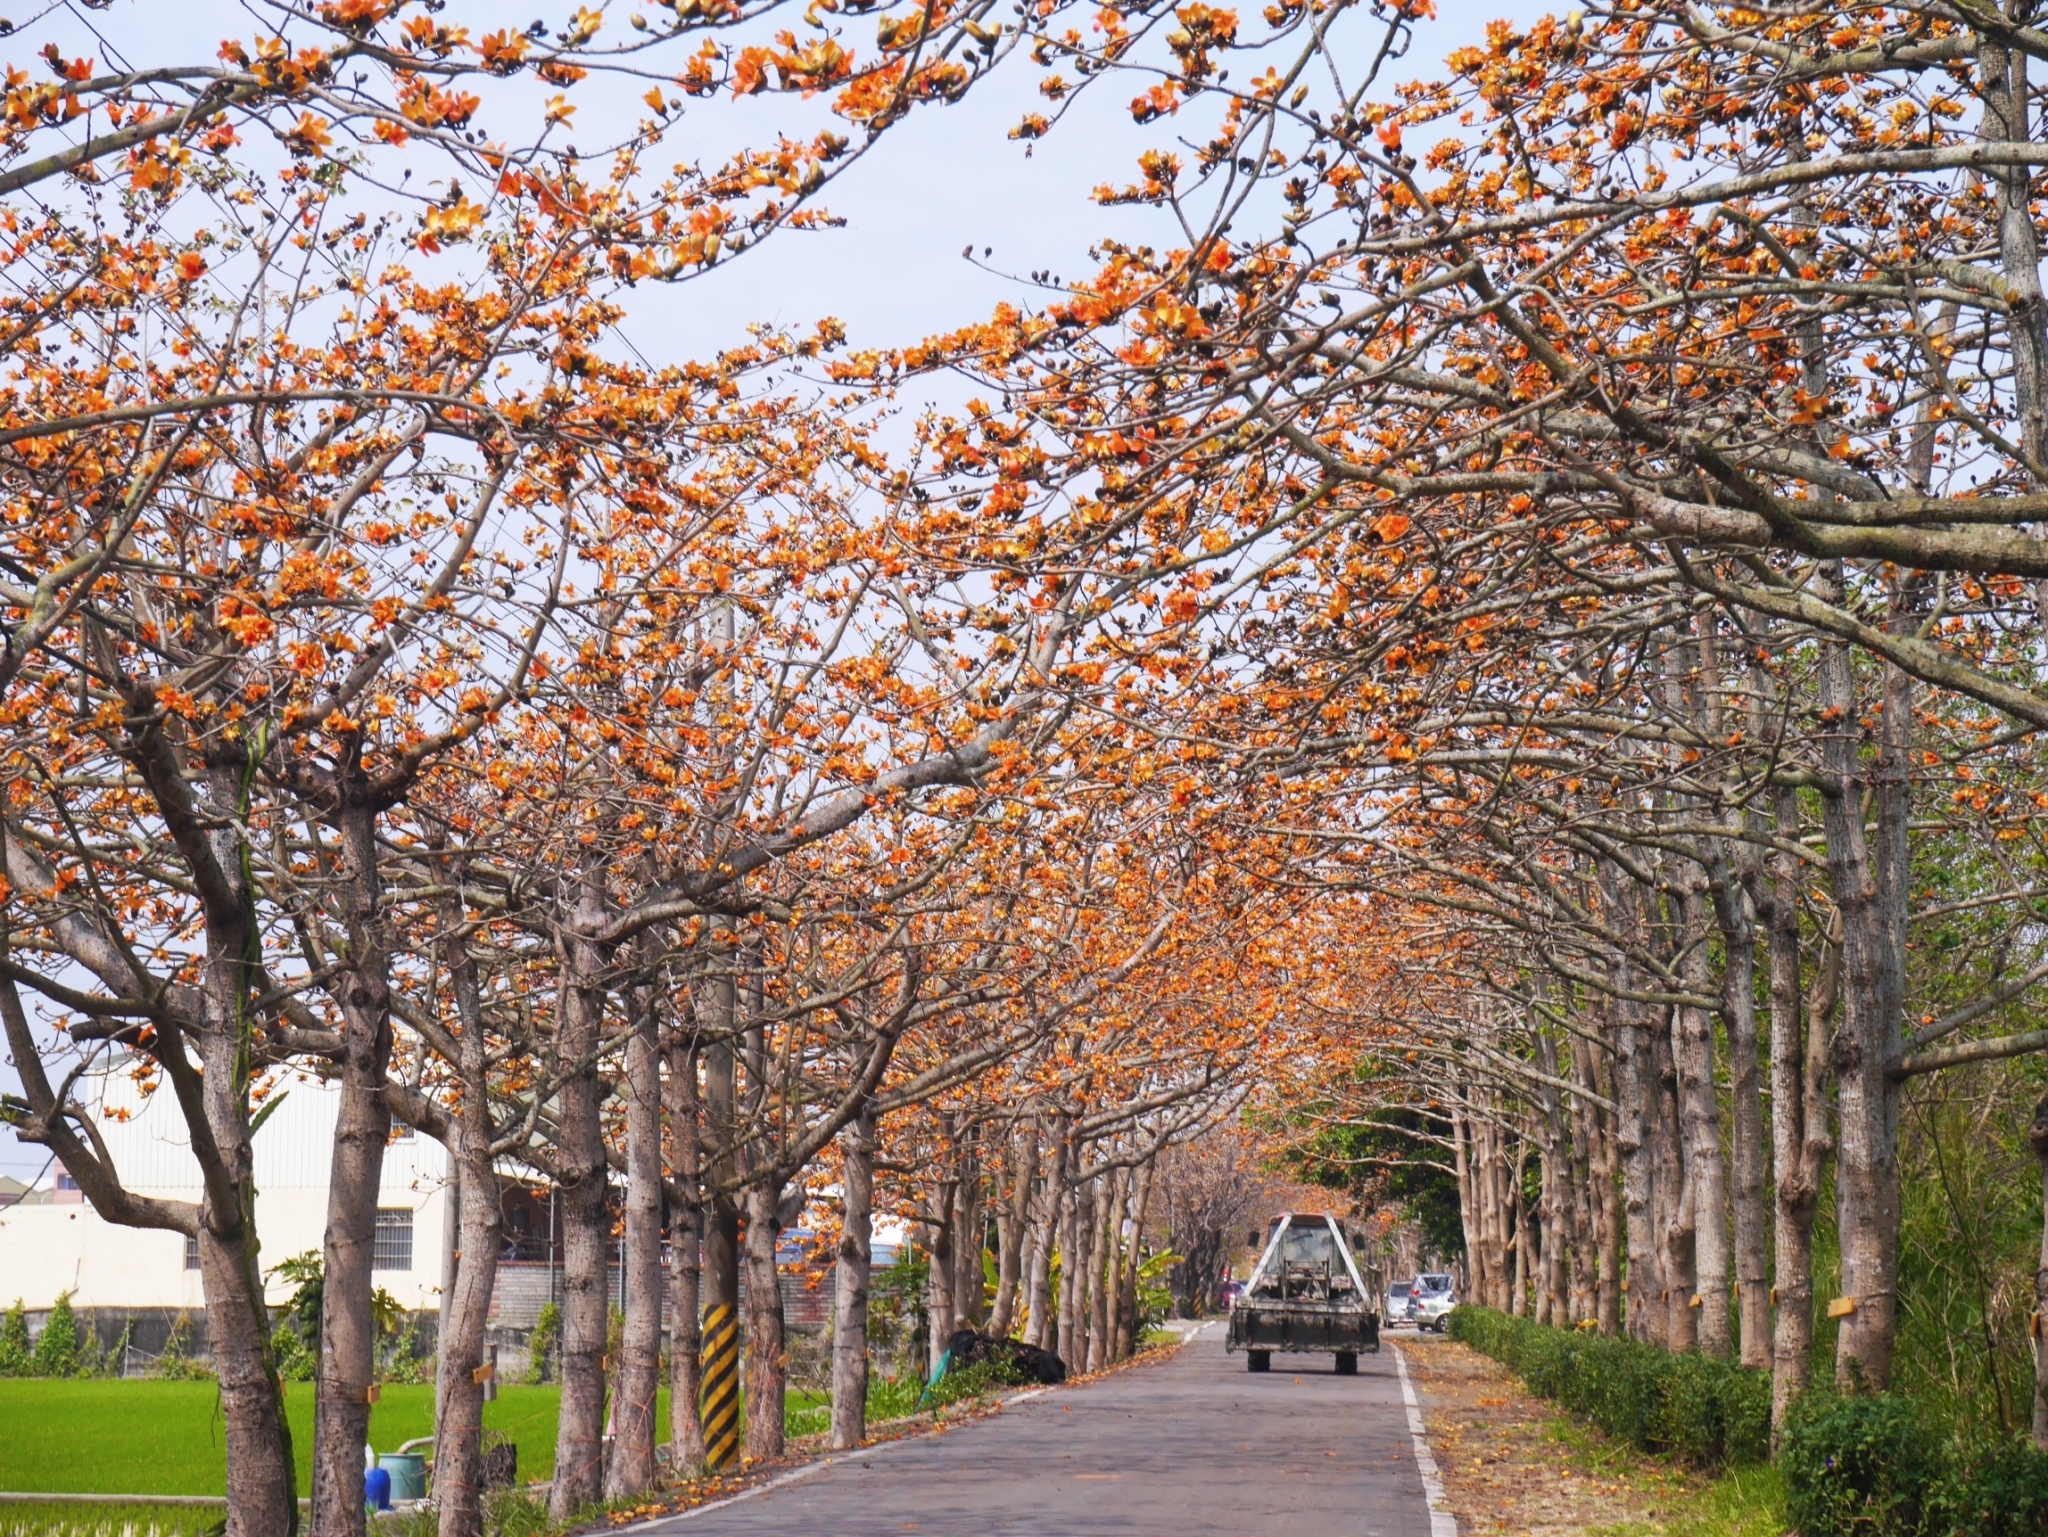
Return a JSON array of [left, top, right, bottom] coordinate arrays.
[[1225, 1212, 1381, 1374]]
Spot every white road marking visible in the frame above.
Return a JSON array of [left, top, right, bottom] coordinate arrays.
[[616, 1457, 838, 1530], [617, 1381, 1060, 1530], [1393, 1344, 1458, 1537]]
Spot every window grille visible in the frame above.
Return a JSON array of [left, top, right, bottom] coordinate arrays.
[[184, 1232, 201, 1271], [373, 1208, 414, 1271]]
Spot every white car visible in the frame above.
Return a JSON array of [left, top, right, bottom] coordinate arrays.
[[1384, 1279, 1415, 1325], [1411, 1273, 1456, 1332]]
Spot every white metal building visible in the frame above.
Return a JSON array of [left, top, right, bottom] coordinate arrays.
[[0, 1061, 453, 1312]]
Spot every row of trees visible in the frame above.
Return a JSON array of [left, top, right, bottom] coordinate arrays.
[[15, 4, 2048, 1534], [864, 0, 2048, 1453], [0, 1, 1350, 1534]]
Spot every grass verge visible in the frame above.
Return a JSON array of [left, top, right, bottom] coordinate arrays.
[[1401, 1335, 1789, 1537]]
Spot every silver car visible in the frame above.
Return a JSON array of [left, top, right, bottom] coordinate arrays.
[[1411, 1272, 1456, 1332], [1384, 1278, 1415, 1325]]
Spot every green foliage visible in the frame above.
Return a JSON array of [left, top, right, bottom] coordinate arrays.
[[1936, 1437, 2048, 1537], [1134, 1248, 1180, 1334], [376, 1311, 433, 1385], [1888, 1090, 2044, 1444], [1283, 1104, 1462, 1261], [270, 1324, 316, 1383], [268, 1252, 323, 1342], [1780, 1390, 1947, 1537], [0, 1300, 31, 1376], [924, 1355, 1029, 1407], [30, 1294, 80, 1379], [102, 1319, 132, 1380], [266, 1251, 322, 1383], [1771, 1391, 2048, 1537], [1449, 1306, 1769, 1470], [526, 1303, 561, 1385], [870, 1247, 931, 1373], [150, 1315, 209, 1381]]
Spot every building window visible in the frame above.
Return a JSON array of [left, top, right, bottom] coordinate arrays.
[[55, 1170, 78, 1192], [373, 1208, 414, 1271], [184, 1233, 201, 1271]]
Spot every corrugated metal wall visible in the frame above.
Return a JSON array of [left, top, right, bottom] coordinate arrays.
[[90, 1062, 448, 1196]]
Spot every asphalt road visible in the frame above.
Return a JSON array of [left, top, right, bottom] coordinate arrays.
[[636, 1323, 1446, 1536]]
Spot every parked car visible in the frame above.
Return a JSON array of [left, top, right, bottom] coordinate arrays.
[[1411, 1272, 1456, 1332], [1384, 1278, 1414, 1325]]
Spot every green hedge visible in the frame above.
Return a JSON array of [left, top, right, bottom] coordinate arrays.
[[1779, 1390, 2048, 1537], [1446, 1306, 1770, 1469], [1449, 1306, 2048, 1534]]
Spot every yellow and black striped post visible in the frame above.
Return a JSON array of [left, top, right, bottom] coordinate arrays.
[[699, 1302, 740, 1471]]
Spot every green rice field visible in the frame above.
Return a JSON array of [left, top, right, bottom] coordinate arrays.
[[0, 1379, 847, 1499]]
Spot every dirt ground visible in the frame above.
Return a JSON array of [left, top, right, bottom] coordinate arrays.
[[1396, 1334, 1746, 1537]]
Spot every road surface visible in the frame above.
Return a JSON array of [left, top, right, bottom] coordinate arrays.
[[635, 1323, 1449, 1535]]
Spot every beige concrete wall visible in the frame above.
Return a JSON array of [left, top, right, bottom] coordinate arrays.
[[0, 1063, 453, 1312]]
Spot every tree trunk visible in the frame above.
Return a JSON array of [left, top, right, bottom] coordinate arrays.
[[1091, 1168, 1122, 1372], [431, 1111, 502, 1537], [549, 876, 611, 1522], [201, 1221, 298, 1537], [665, 1034, 705, 1474], [1673, 878, 1732, 1357], [195, 763, 298, 1537], [605, 983, 664, 1500], [1820, 635, 1910, 1390], [699, 1000, 742, 1472], [1081, 1172, 1114, 1377], [1709, 853, 1771, 1370], [1593, 1040, 1623, 1337], [990, 1124, 1037, 1338], [1452, 1108, 1481, 1306], [1115, 1159, 1154, 1360], [430, 880, 504, 1537], [2030, 1093, 2048, 1449], [950, 1134, 984, 1333], [1609, 942, 1657, 1343], [1022, 1130, 1066, 1351], [1055, 1172, 1079, 1368], [831, 1106, 877, 1450], [926, 1187, 955, 1376], [312, 801, 394, 1537], [1766, 785, 1830, 1433], [1652, 1010, 1696, 1353], [741, 1175, 787, 1462]]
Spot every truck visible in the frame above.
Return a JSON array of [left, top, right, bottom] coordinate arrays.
[[1225, 1211, 1381, 1374]]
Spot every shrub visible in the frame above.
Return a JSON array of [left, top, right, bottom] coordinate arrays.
[[0, 1299, 29, 1375], [526, 1303, 561, 1384], [102, 1317, 133, 1379], [1936, 1437, 2048, 1537], [1447, 1305, 1769, 1470], [1779, 1390, 1948, 1537], [377, 1312, 433, 1384], [151, 1312, 211, 1380], [271, 1321, 317, 1382], [31, 1292, 80, 1378]]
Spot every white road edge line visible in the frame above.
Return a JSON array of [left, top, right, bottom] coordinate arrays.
[[615, 1456, 837, 1531], [615, 1383, 1060, 1531], [1393, 1344, 1459, 1537]]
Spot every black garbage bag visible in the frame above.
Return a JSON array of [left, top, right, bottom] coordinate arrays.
[[943, 1327, 1067, 1385]]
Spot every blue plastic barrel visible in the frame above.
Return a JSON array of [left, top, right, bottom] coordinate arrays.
[[363, 1465, 392, 1512]]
